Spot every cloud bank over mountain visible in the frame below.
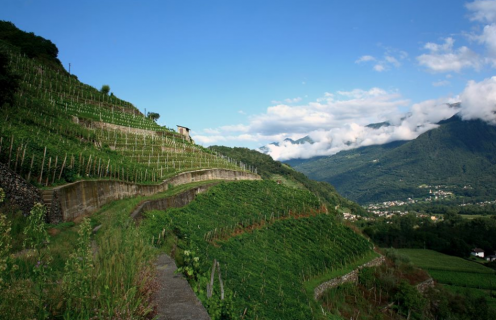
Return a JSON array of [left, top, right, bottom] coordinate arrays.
[[193, 1, 496, 161], [196, 75, 496, 161]]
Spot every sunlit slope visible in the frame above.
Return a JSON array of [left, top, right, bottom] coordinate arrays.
[[209, 145, 368, 215], [143, 180, 373, 319], [0, 38, 248, 186]]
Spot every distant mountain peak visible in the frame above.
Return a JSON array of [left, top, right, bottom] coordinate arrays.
[[365, 121, 390, 129], [259, 136, 314, 154]]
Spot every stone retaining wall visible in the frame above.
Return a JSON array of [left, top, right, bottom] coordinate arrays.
[[314, 256, 385, 300], [416, 277, 435, 293], [0, 161, 43, 216], [47, 169, 260, 222]]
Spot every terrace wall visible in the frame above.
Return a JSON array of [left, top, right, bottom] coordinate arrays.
[[129, 182, 220, 221], [0, 161, 44, 216], [314, 256, 385, 300], [46, 169, 260, 222]]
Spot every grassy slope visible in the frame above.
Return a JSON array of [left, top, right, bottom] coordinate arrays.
[[290, 116, 496, 204], [141, 180, 374, 319], [209, 146, 367, 216], [398, 249, 496, 310]]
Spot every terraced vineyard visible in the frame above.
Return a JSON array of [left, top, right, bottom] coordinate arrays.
[[0, 41, 251, 186], [142, 180, 374, 319], [0, 23, 376, 320]]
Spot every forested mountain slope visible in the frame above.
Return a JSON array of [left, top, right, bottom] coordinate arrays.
[[288, 116, 496, 204]]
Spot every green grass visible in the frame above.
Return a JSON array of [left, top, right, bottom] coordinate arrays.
[[397, 248, 494, 273], [444, 285, 496, 309], [303, 250, 379, 296], [269, 174, 305, 190], [460, 214, 486, 219], [398, 248, 496, 293], [427, 270, 496, 290]]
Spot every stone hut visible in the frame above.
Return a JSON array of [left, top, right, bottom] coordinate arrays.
[[177, 125, 193, 143]]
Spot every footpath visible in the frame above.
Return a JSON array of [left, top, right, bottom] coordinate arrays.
[[153, 254, 210, 320]]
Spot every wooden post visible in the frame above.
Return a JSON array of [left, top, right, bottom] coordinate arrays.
[[39, 147, 47, 184], [207, 259, 217, 299], [27, 154, 35, 182], [46, 157, 51, 186], [58, 154, 67, 180], [52, 155, 58, 184], [217, 261, 225, 300], [14, 146, 20, 172], [8, 136, 14, 168], [20, 146, 26, 172], [85, 155, 92, 175]]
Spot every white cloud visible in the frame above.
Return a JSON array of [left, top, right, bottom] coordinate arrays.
[[265, 77, 496, 161], [385, 55, 401, 67], [355, 55, 376, 63], [459, 76, 496, 124], [472, 23, 496, 66], [195, 87, 410, 150], [374, 64, 386, 72], [417, 37, 482, 72], [265, 98, 460, 161], [219, 124, 249, 132], [203, 128, 221, 134], [284, 97, 302, 103], [466, 0, 496, 23], [195, 82, 496, 161], [432, 80, 450, 87], [357, 48, 406, 72]]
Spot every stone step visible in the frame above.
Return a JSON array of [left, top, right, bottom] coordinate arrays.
[[41, 190, 53, 210]]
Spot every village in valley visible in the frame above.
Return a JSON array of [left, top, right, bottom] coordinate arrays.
[[342, 184, 496, 221]]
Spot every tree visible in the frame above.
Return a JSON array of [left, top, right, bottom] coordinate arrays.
[[0, 50, 19, 107], [100, 84, 110, 95], [147, 112, 160, 122], [394, 280, 426, 320]]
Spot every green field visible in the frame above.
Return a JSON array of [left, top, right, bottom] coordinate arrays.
[[445, 285, 496, 309], [397, 249, 494, 274], [398, 248, 496, 310]]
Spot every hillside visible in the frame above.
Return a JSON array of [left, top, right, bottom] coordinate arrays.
[[0, 22, 249, 192], [142, 180, 373, 319], [0, 21, 379, 320], [288, 116, 496, 204], [209, 145, 367, 216]]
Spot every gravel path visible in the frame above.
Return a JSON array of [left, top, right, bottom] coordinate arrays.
[[153, 254, 211, 320]]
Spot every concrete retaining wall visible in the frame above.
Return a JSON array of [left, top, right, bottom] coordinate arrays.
[[314, 256, 385, 300], [130, 182, 219, 220], [47, 169, 260, 222]]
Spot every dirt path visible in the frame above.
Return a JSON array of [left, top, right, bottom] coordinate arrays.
[[153, 254, 210, 320]]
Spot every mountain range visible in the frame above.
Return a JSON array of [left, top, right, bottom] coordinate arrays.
[[285, 115, 496, 204]]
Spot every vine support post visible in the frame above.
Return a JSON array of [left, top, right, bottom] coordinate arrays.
[[39, 147, 47, 184], [27, 154, 35, 182]]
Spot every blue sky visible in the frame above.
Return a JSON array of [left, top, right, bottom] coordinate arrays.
[[3, 0, 496, 159]]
